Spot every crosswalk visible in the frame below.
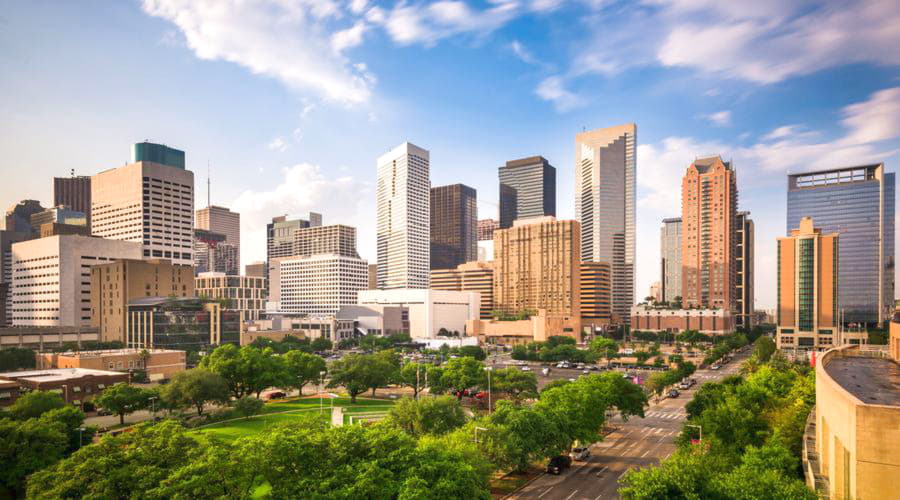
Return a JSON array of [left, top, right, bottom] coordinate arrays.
[[642, 410, 685, 420]]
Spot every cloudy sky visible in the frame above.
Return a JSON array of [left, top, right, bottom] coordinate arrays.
[[3, 0, 900, 309]]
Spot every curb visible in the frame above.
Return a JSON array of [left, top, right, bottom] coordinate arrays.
[[500, 470, 547, 500]]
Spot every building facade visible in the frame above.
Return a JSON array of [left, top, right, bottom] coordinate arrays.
[[787, 164, 895, 326], [5, 200, 44, 236], [54, 175, 92, 230], [11, 235, 142, 327], [498, 156, 556, 229], [267, 213, 322, 265], [269, 254, 369, 316], [430, 184, 477, 270], [580, 261, 612, 326], [127, 298, 241, 350], [430, 261, 494, 319], [575, 124, 636, 324], [194, 228, 239, 275], [91, 258, 194, 343], [0, 230, 28, 326], [376, 142, 430, 289], [681, 156, 738, 310], [660, 217, 682, 303], [91, 144, 194, 266], [0, 368, 128, 405], [493, 216, 581, 318], [30, 206, 87, 232], [245, 261, 266, 278], [356, 289, 479, 339], [36, 348, 186, 381], [776, 217, 839, 350], [195, 205, 240, 274], [735, 211, 755, 329], [630, 305, 734, 335], [293, 224, 359, 258], [195, 272, 267, 321], [477, 219, 499, 241]]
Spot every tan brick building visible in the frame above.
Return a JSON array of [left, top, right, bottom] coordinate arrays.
[[431, 261, 495, 319], [776, 217, 839, 350], [36, 348, 186, 381], [90, 259, 194, 343], [681, 156, 737, 310], [580, 262, 612, 327], [630, 305, 733, 335], [493, 216, 581, 319]]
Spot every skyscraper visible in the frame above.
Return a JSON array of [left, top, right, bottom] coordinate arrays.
[[660, 217, 682, 304], [91, 143, 194, 266], [196, 205, 240, 274], [430, 184, 477, 270], [293, 224, 359, 258], [498, 156, 556, 229], [735, 211, 754, 328], [477, 219, 499, 241], [267, 213, 321, 262], [776, 217, 839, 350], [53, 175, 92, 230], [681, 156, 737, 310], [787, 164, 895, 326], [5, 200, 44, 236], [194, 228, 239, 275], [575, 124, 636, 323], [376, 142, 430, 289]]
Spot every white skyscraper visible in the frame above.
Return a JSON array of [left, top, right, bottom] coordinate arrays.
[[376, 142, 430, 289], [575, 124, 636, 324]]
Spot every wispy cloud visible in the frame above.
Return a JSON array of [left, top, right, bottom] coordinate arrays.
[[267, 136, 288, 152], [703, 110, 732, 126], [535, 76, 583, 112], [510, 40, 537, 65]]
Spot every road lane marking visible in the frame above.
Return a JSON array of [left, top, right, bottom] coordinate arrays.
[[641, 450, 650, 458], [537, 486, 554, 499], [563, 490, 579, 500]]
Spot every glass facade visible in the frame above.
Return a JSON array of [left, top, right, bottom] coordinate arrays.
[[132, 142, 185, 169], [787, 166, 895, 325], [498, 156, 556, 229], [798, 238, 814, 331], [430, 184, 477, 270], [128, 299, 240, 350]]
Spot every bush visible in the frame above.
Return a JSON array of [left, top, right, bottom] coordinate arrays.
[[233, 397, 264, 420]]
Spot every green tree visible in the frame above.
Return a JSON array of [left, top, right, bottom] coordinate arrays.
[[399, 362, 428, 399], [545, 335, 576, 348], [8, 390, 65, 420], [327, 353, 380, 403], [149, 441, 259, 499], [200, 343, 247, 398], [0, 417, 68, 496], [282, 350, 327, 395], [480, 400, 569, 472], [387, 396, 467, 437], [310, 337, 333, 351], [93, 383, 153, 425], [752, 335, 777, 362], [160, 368, 230, 417], [400, 434, 492, 500], [440, 357, 486, 399], [38, 406, 89, 452], [458, 345, 487, 361], [0, 347, 36, 371], [490, 367, 538, 401], [234, 396, 265, 420], [589, 337, 619, 366]]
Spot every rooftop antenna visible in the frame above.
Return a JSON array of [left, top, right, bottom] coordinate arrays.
[[207, 160, 211, 209], [70, 168, 74, 177]]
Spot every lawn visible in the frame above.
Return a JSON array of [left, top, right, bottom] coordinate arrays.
[[192, 397, 395, 442]]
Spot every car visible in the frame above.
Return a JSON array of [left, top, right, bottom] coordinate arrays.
[[582, 369, 590, 375], [96, 409, 112, 416], [568, 378, 576, 382], [521, 366, 532, 371], [588, 365, 600, 371], [267, 391, 287, 400], [555, 362, 566, 368], [570, 446, 591, 461], [546, 455, 573, 475], [667, 389, 680, 398], [542, 368, 551, 376], [711, 364, 721, 370]]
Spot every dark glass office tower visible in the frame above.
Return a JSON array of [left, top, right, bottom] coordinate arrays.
[[54, 175, 92, 230], [787, 164, 895, 326], [430, 184, 477, 270], [498, 156, 556, 229]]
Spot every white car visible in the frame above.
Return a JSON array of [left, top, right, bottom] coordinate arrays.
[[570, 446, 591, 461], [521, 366, 532, 372]]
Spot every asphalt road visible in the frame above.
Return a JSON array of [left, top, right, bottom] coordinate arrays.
[[511, 352, 747, 500]]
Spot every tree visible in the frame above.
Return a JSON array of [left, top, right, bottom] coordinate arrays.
[[310, 337, 333, 351], [327, 353, 379, 403], [480, 400, 569, 472], [38, 406, 89, 452], [282, 350, 326, 395], [399, 362, 428, 399], [138, 348, 151, 369], [387, 396, 467, 437], [753, 335, 777, 362], [400, 434, 492, 500], [94, 383, 154, 425], [234, 396, 265, 420], [161, 368, 230, 417], [590, 337, 619, 366], [490, 368, 538, 401], [458, 345, 486, 361], [200, 343, 247, 398], [440, 357, 486, 399], [0, 417, 68, 496], [8, 390, 65, 420], [0, 347, 36, 371], [150, 441, 260, 499], [202, 344, 285, 399]]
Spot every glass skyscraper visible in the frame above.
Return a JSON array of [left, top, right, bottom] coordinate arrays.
[[498, 156, 556, 229], [786, 164, 895, 326]]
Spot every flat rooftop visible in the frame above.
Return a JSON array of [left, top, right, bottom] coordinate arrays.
[[45, 348, 183, 358], [824, 356, 900, 406], [0, 367, 124, 383]]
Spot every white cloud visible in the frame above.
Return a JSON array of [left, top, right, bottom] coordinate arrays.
[[703, 110, 731, 126], [292, 128, 303, 141], [267, 136, 288, 152], [375, 0, 520, 46], [535, 76, 583, 112], [331, 21, 368, 52], [840, 87, 900, 145], [510, 40, 537, 65], [349, 0, 368, 14], [762, 125, 798, 141], [231, 163, 374, 265], [142, 0, 373, 103]]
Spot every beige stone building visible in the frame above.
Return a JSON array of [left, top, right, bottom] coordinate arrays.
[[467, 309, 581, 345], [776, 217, 839, 350], [630, 305, 733, 335], [430, 261, 495, 319], [90, 259, 194, 343], [493, 216, 581, 319], [681, 156, 737, 310], [581, 262, 611, 328], [195, 272, 267, 321], [36, 348, 186, 381]]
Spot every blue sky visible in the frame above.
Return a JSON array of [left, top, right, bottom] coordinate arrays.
[[3, 0, 900, 309]]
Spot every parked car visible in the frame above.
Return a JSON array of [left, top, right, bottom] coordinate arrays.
[[267, 391, 287, 400], [547, 455, 573, 475], [521, 366, 532, 372], [667, 389, 680, 398], [587, 365, 600, 371], [542, 367, 551, 376], [570, 446, 591, 461], [582, 369, 590, 375], [711, 364, 721, 370]]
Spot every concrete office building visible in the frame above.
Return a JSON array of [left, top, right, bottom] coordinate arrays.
[[368, 264, 377, 289], [91, 142, 194, 266], [5, 200, 44, 236], [246, 315, 357, 343], [660, 218, 682, 303], [195, 272, 267, 321], [431, 261, 494, 319], [194, 228, 239, 275], [0, 231, 28, 326], [245, 261, 266, 278], [787, 164, 895, 326], [11, 235, 142, 327], [430, 184, 477, 270], [499, 156, 556, 229], [478, 219, 499, 241], [267, 212, 322, 276], [776, 218, 840, 350], [493, 217, 581, 318], [357, 289, 479, 339], [195, 205, 240, 273], [90, 259, 194, 342], [269, 254, 368, 316], [337, 304, 409, 337], [293, 224, 359, 258], [735, 211, 755, 328], [54, 175, 92, 230], [477, 240, 494, 262], [0, 326, 100, 350], [376, 142, 430, 289], [581, 262, 612, 327], [30, 206, 87, 233], [575, 124, 636, 324], [681, 155, 738, 310]]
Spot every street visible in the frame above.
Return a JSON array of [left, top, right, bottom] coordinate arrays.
[[510, 353, 746, 500]]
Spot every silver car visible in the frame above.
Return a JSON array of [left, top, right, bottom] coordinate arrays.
[[570, 446, 591, 461]]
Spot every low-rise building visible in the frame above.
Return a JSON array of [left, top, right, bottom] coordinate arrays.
[[0, 367, 129, 405], [356, 289, 479, 339], [126, 297, 242, 350], [337, 305, 408, 337], [195, 272, 267, 321], [0, 326, 100, 350], [243, 314, 355, 344], [630, 305, 734, 335], [36, 348, 186, 381], [466, 309, 581, 346]]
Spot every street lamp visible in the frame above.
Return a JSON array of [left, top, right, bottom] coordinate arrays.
[[319, 370, 326, 414], [483, 366, 492, 414], [148, 396, 157, 418]]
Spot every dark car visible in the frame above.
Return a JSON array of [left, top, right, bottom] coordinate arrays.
[[267, 391, 287, 400], [667, 389, 680, 398], [546, 455, 573, 475]]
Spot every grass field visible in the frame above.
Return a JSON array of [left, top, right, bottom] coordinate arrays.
[[192, 396, 395, 442]]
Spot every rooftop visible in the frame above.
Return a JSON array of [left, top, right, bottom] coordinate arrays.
[[45, 348, 182, 358], [0, 367, 125, 383], [824, 356, 900, 406]]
